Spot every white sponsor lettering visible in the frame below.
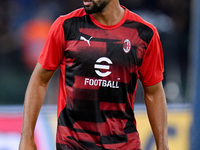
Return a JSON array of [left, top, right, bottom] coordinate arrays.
[[84, 78, 119, 89]]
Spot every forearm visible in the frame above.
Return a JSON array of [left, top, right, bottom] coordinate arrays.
[[21, 79, 48, 138], [144, 82, 168, 150]]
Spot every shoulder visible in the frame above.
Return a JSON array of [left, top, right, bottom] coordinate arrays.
[[126, 8, 157, 33], [59, 8, 87, 23], [49, 8, 87, 30], [124, 8, 160, 44]]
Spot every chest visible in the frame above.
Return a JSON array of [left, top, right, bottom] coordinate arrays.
[[67, 27, 148, 67]]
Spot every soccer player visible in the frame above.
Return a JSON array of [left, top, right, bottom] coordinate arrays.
[[19, 0, 169, 149]]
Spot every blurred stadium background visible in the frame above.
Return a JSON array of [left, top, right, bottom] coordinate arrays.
[[0, 0, 199, 149]]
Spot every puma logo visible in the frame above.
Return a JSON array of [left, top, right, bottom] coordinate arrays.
[[80, 36, 93, 46]]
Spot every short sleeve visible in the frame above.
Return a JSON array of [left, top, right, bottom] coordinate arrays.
[[38, 17, 65, 70], [139, 28, 164, 86]]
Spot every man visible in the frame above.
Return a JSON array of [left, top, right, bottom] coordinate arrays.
[[19, 0, 169, 149]]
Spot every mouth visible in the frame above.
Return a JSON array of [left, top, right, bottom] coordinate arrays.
[[83, 0, 92, 6]]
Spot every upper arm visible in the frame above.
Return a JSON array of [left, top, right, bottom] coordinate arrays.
[[30, 62, 56, 87], [143, 81, 163, 94], [143, 81, 165, 103]]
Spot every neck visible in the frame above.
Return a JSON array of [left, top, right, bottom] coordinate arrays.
[[92, 1, 125, 26]]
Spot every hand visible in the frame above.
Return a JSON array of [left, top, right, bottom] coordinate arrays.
[[19, 137, 37, 150]]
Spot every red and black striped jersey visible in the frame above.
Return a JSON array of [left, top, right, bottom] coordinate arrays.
[[38, 6, 164, 150]]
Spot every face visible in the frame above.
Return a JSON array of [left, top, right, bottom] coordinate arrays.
[[83, 0, 111, 14]]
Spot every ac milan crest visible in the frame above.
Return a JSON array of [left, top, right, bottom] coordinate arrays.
[[123, 39, 131, 53]]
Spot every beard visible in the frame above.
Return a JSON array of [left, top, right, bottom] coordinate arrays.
[[84, 0, 111, 14]]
